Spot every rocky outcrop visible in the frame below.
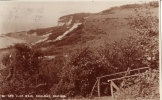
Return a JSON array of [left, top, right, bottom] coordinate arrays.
[[57, 13, 91, 26], [58, 16, 73, 26]]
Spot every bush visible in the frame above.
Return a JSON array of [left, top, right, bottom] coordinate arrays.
[[114, 69, 159, 99], [113, 4, 159, 99], [0, 43, 50, 96], [51, 47, 115, 97], [50, 33, 156, 97]]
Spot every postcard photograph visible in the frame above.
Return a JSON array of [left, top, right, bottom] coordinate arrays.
[[0, 0, 160, 100]]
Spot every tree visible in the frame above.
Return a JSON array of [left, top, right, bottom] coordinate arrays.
[[1, 43, 49, 96], [52, 47, 113, 97]]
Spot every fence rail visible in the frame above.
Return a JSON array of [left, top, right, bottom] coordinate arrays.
[[90, 67, 150, 98], [97, 67, 149, 79]]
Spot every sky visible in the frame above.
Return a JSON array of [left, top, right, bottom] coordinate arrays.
[[0, 0, 157, 34]]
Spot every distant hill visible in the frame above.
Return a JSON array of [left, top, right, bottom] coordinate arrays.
[[3, 1, 158, 56]]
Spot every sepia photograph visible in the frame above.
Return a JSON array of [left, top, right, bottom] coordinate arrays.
[[0, 0, 160, 100]]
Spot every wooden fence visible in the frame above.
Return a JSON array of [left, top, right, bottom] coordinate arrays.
[[90, 67, 150, 98]]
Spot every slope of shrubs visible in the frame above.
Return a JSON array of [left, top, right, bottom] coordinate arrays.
[[0, 2, 159, 99], [49, 4, 159, 98]]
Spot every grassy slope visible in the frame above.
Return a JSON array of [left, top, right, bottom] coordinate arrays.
[[3, 2, 158, 57], [35, 3, 158, 56]]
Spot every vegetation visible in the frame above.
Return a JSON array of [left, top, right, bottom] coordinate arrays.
[[0, 1, 159, 100], [113, 4, 159, 100], [0, 44, 52, 100], [114, 69, 159, 100]]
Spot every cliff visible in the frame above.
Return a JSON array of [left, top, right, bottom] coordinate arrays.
[[57, 13, 91, 26]]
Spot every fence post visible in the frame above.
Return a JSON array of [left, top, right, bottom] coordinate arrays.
[[97, 78, 101, 97], [110, 81, 114, 98], [90, 80, 97, 98]]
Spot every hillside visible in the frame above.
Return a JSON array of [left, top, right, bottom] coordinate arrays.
[[2, 2, 158, 57], [30, 2, 158, 56], [0, 1, 159, 99]]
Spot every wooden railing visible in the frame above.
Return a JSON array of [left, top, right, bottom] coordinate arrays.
[[90, 67, 150, 98]]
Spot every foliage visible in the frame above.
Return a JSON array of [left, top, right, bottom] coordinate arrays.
[[114, 69, 159, 100], [0, 43, 50, 96], [51, 3, 159, 98], [129, 8, 158, 37], [40, 55, 66, 84], [50, 31, 157, 97], [128, 6, 159, 69], [51, 47, 112, 97], [114, 4, 159, 99]]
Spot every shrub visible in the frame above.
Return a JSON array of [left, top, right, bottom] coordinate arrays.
[[0, 43, 50, 96], [51, 47, 115, 97], [114, 69, 159, 100], [114, 4, 159, 99]]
